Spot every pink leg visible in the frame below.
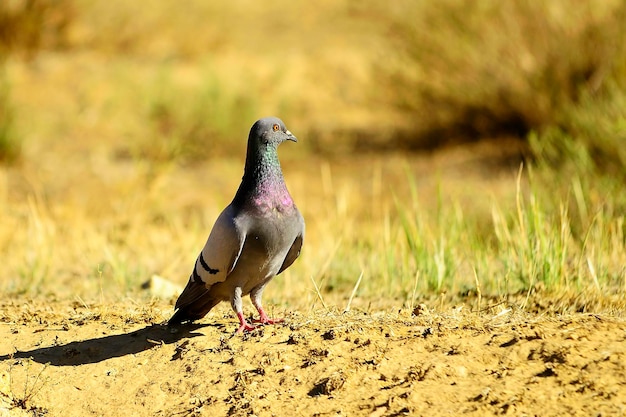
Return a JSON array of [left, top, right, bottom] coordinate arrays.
[[233, 287, 257, 333], [250, 286, 284, 325], [236, 312, 257, 333]]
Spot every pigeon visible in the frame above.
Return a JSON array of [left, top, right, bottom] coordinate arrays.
[[168, 117, 305, 333]]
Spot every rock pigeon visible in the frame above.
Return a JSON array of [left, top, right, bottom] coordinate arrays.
[[168, 117, 305, 333]]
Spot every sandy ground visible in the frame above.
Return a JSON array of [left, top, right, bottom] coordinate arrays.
[[0, 299, 625, 416]]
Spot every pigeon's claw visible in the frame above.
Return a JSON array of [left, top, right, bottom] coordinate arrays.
[[252, 317, 284, 325], [253, 308, 284, 325], [236, 312, 258, 333]]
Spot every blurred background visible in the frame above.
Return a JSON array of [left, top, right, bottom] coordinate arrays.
[[2, 0, 625, 161], [1, 0, 625, 310]]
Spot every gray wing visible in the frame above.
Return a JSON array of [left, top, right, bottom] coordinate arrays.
[[277, 213, 305, 275], [195, 204, 246, 286], [173, 205, 246, 311]]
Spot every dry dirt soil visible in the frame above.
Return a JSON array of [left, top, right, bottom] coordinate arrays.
[[0, 299, 625, 416]]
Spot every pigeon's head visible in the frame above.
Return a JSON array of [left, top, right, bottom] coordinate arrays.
[[250, 117, 297, 147]]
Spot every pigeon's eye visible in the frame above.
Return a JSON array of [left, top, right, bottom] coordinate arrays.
[[272, 124, 280, 132]]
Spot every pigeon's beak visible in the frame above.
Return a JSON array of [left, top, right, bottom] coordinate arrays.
[[285, 130, 297, 142]]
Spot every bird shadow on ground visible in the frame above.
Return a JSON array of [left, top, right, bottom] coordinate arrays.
[[0, 323, 213, 366]]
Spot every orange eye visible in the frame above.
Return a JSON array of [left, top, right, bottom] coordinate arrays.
[[272, 124, 280, 132]]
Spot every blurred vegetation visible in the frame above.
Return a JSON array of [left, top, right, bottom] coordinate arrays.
[[0, 0, 73, 57], [1, 1, 624, 164], [376, 1, 626, 149], [137, 69, 258, 163], [0, 0, 73, 163], [0, 70, 20, 163]]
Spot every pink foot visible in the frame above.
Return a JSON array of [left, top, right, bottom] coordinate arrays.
[[252, 308, 284, 325], [236, 312, 257, 333]]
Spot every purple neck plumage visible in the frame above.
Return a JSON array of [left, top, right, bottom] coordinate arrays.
[[233, 141, 294, 213]]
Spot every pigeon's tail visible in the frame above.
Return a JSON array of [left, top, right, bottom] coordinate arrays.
[[167, 279, 218, 326], [167, 307, 203, 326]]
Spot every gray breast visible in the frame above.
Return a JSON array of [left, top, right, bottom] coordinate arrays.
[[229, 213, 298, 293]]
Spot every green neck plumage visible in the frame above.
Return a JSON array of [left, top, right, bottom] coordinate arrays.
[[233, 142, 288, 208]]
